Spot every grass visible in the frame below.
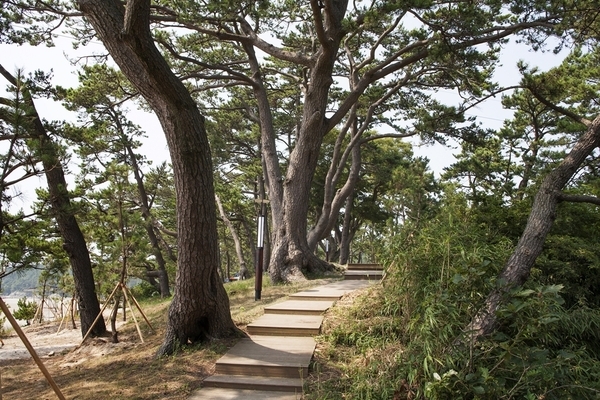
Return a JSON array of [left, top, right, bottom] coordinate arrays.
[[0, 276, 338, 400], [304, 284, 405, 400]]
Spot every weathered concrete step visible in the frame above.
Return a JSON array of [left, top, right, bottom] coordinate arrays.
[[344, 270, 384, 280], [347, 263, 384, 271], [264, 300, 334, 315], [290, 280, 372, 301], [203, 375, 303, 392], [191, 388, 302, 399], [247, 314, 323, 336], [214, 336, 315, 379]]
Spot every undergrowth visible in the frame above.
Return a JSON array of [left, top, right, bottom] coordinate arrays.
[[308, 194, 600, 399]]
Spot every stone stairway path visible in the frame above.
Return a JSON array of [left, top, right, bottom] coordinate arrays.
[[189, 264, 383, 399]]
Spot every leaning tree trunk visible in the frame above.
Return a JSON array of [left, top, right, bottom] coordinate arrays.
[[307, 103, 362, 253], [77, 0, 239, 356], [339, 193, 356, 265], [38, 113, 107, 337], [465, 113, 600, 340], [0, 64, 108, 338]]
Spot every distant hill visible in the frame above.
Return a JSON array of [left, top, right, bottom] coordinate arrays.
[[0, 269, 41, 296]]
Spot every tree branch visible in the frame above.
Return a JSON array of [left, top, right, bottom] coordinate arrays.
[[238, 18, 313, 67], [527, 89, 591, 126], [121, 0, 150, 36], [558, 193, 600, 205], [155, 37, 254, 86], [310, 0, 328, 48]]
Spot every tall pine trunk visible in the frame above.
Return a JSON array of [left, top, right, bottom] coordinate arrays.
[[77, 0, 239, 356], [263, 0, 350, 282]]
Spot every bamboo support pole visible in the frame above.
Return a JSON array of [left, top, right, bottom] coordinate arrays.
[[80, 283, 120, 346], [125, 286, 155, 332], [0, 297, 66, 400], [121, 285, 144, 343], [57, 300, 71, 334]]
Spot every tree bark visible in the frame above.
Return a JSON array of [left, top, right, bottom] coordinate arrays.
[[308, 112, 363, 252], [465, 113, 600, 340], [266, 0, 350, 283], [215, 194, 248, 279], [76, 0, 240, 356], [339, 193, 355, 264]]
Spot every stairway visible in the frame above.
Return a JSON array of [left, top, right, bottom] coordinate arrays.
[[191, 266, 383, 399], [344, 263, 384, 281]]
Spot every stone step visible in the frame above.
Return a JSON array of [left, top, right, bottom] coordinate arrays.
[[347, 263, 384, 271], [247, 314, 323, 336], [344, 270, 384, 280], [203, 375, 303, 392], [290, 280, 372, 301], [214, 336, 315, 379], [191, 388, 302, 400], [264, 300, 334, 316]]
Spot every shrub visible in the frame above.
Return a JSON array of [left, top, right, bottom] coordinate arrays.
[[13, 297, 37, 325]]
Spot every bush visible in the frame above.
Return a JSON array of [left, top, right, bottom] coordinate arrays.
[[312, 191, 600, 399], [12, 297, 37, 325], [129, 281, 161, 300]]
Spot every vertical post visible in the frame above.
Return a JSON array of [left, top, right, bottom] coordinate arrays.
[[325, 239, 330, 262], [254, 175, 269, 301], [255, 212, 265, 301]]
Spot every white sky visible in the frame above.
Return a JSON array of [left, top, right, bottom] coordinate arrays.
[[1, 36, 169, 211], [0, 32, 566, 211]]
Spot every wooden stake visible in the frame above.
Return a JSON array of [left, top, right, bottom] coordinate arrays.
[[124, 286, 155, 333], [0, 297, 66, 400], [121, 285, 144, 343], [57, 299, 71, 334], [80, 283, 120, 346]]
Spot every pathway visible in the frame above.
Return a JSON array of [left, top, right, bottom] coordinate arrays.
[[189, 264, 383, 399]]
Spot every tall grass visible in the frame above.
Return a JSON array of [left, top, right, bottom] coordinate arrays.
[[309, 194, 600, 399]]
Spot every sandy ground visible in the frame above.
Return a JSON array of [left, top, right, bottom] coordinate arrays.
[[0, 315, 128, 363], [0, 322, 83, 362]]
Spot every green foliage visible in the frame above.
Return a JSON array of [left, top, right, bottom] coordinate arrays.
[[313, 184, 600, 399], [425, 287, 600, 399], [130, 280, 161, 300], [12, 296, 37, 325]]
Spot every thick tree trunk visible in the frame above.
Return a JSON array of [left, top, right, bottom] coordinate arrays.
[[77, 0, 240, 356], [266, 1, 349, 283], [465, 114, 600, 340]]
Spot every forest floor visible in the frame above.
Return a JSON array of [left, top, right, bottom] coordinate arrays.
[[0, 277, 337, 399]]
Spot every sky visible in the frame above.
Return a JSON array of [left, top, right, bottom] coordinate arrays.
[[0, 30, 566, 211], [0, 36, 169, 211]]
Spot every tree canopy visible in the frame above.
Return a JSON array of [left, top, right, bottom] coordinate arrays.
[[1, 0, 600, 375]]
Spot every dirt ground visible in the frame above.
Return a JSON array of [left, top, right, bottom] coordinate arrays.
[[0, 279, 338, 399], [0, 301, 215, 400], [1, 322, 88, 361]]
